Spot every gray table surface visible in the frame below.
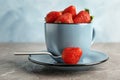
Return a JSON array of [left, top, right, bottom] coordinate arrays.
[[0, 43, 120, 80]]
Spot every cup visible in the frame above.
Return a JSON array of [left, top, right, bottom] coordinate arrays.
[[45, 23, 95, 62]]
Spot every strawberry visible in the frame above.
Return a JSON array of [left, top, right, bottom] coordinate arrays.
[[73, 9, 92, 23], [45, 11, 62, 23], [63, 5, 76, 18], [62, 47, 82, 64], [55, 13, 73, 23]]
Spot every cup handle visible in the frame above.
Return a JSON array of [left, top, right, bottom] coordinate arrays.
[[91, 28, 95, 45]]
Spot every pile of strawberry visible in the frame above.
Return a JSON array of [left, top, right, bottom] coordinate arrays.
[[45, 5, 93, 24]]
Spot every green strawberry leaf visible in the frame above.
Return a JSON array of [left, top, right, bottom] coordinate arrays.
[[85, 8, 89, 13], [90, 16, 94, 22]]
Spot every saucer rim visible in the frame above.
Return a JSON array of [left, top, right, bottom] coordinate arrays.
[[28, 50, 109, 67]]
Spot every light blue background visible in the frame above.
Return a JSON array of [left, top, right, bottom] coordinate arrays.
[[0, 0, 120, 42]]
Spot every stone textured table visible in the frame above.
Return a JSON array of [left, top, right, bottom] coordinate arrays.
[[0, 43, 120, 80]]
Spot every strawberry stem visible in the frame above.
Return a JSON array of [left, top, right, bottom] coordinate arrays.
[[85, 8, 89, 13], [90, 16, 94, 22]]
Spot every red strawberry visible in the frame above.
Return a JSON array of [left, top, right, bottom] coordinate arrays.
[[63, 5, 76, 18], [74, 9, 92, 23], [45, 11, 62, 23], [62, 47, 82, 64], [55, 13, 73, 23]]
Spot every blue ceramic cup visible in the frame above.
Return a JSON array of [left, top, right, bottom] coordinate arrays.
[[45, 23, 95, 62]]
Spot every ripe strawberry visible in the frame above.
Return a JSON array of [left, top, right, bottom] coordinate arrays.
[[45, 11, 62, 23], [55, 13, 73, 23], [62, 5, 76, 18], [62, 47, 82, 64], [74, 9, 92, 23]]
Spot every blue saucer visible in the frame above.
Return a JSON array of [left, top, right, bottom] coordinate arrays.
[[28, 50, 109, 70]]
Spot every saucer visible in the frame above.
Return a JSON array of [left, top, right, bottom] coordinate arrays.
[[28, 50, 109, 70]]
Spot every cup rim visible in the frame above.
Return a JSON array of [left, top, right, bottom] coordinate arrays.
[[45, 23, 92, 25]]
